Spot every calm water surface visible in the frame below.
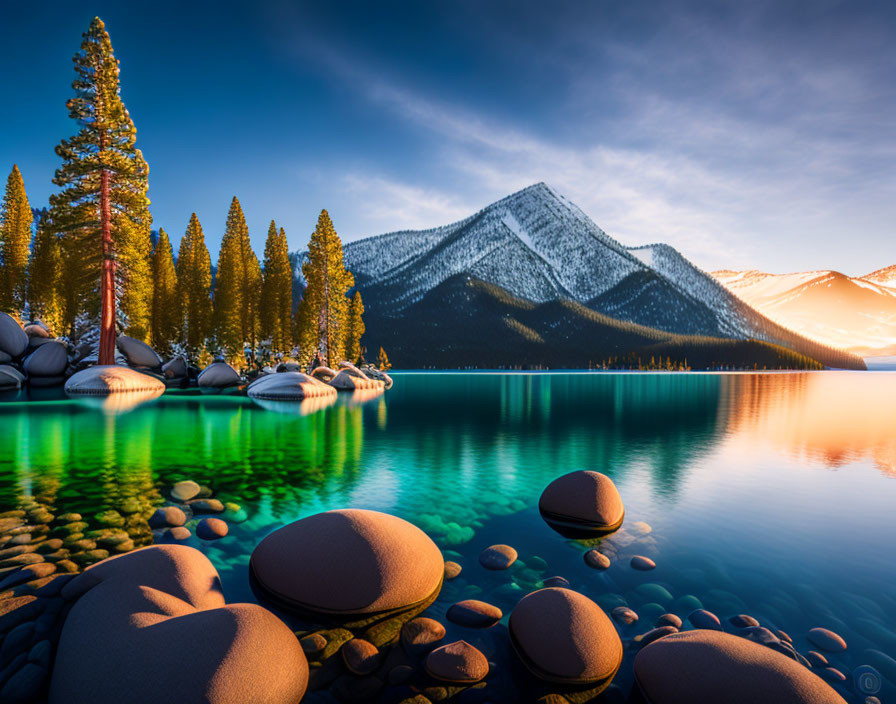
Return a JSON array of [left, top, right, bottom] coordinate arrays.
[[2, 372, 895, 701]]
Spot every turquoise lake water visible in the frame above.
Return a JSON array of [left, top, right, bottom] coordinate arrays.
[[1, 371, 895, 701]]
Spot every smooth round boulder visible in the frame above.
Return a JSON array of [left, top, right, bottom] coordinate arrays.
[[247, 371, 337, 400], [730, 614, 760, 629], [447, 600, 502, 628], [656, 614, 682, 629], [424, 640, 489, 683], [0, 312, 28, 358], [538, 471, 624, 537], [23, 341, 67, 377], [0, 364, 24, 390], [342, 639, 381, 675], [64, 365, 165, 396], [196, 518, 228, 540], [49, 545, 308, 704], [807, 628, 847, 652], [509, 587, 623, 686], [634, 630, 847, 704], [249, 509, 444, 617], [198, 361, 241, 389], [162, 356, 187, 379], [116, 335, 162, 368], [171, 480, 201, 502], [479, 544, 517, 570], [401, 617, 446, 655]]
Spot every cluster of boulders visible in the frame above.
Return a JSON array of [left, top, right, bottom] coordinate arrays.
[[0, 315, 72, 392], [3, 466, 874, 703], [2, 312, 394, 405]]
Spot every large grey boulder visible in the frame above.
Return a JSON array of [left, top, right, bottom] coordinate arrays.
[[116, 335, 163, 369], [247, 372, 337, 401], [633, 629, 847, 704], [49, 545, 308, 704], [0, 365, 25, 390], [23, 341, 68, 377], [64, 365, 165, 396], [0, 312, 28, 358], [162, 356, 187, 379], [198, 361, 241, 389]]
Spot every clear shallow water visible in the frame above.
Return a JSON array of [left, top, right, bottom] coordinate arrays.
[[2, 372, 896, 702]]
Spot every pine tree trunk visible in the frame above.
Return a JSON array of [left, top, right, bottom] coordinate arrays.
[[98, 165, 116, 365]]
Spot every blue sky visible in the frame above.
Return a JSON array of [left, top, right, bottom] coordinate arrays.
[[2, 0, 894, 275]]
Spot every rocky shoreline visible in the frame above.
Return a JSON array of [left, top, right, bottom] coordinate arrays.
[[0, 470, 884, 703]]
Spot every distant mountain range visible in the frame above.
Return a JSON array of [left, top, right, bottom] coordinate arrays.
[[305, 183, 864, 369], [713, 268, 896, 357]]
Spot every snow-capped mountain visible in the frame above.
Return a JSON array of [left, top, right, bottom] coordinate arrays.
[[714, 268, 896, 356], [333, 183, 863, 369], [863, 264, 896, 290]]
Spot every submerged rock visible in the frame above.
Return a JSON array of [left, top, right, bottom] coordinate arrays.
[[171, 480, 201, 502], [510, 587, 622, 686], [48, 545, 308, 704], [630, 555, 656, 571], [444, 561, 462, 580], [584, 549, 611, 569], [633, 630, 847, 704], [447, 599, 502, 628], [250, 508, 443, 618], [342, 638, 381, 675], [479, 544, 517, 570], [538, 471, 624, 537], [196, 518, 228, 540], [807, 628, 847, 652], [688, 609, 722, 630]]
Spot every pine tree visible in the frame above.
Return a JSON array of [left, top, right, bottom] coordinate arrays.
[[214, 197, 261, 357], [377, 346, 391, 371], [49, 17, 151, 360], [118, 217, 154, 341], [260, 220, 293, 353], [176, 213, 213, 357], [150, 228, 180, 353], [0, 165, 33, 315], [295, 210, 354, 367], [28, 209, 63, 332], [345, 290, 365, 363]]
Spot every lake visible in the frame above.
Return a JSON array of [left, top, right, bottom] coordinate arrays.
[[2, 371, 895, 701]]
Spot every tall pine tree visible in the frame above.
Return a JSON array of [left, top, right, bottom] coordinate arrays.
[[0, 165, 33, 315], [260, 220, 293, 353], [345, 290, 365, 363], [295, 210, 354, 367], [214, 197, 261, 357], [176, 213, 213, 357], [150, 228, 180, 353], [28, 209, 62, 332], [50, 17, 151, 360]]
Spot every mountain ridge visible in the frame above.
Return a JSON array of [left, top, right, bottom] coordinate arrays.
[[320, 183, 865, 369]]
